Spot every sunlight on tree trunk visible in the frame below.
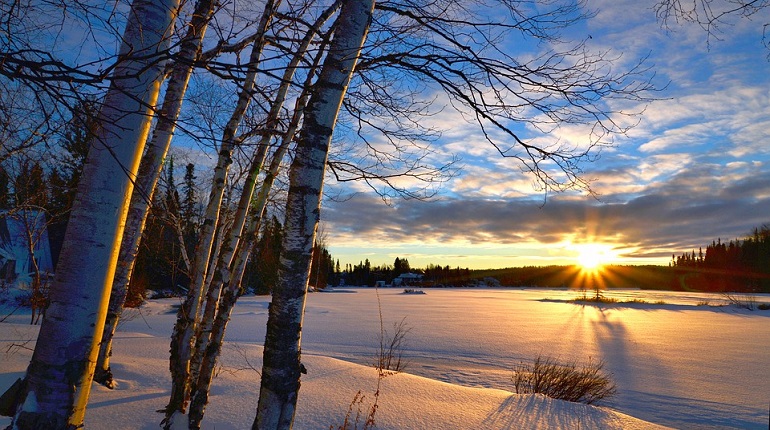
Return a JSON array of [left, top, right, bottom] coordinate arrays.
[[8, 0, 178, 427], [254, 1, 375, 428], [94, 0, 217, 390]]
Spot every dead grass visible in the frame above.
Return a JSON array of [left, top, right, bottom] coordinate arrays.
[[512, 355, 617, 405]]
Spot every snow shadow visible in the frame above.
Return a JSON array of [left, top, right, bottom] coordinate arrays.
[[540, 298, 770, 317], [620, 390, 767, 429], [483, 393, 630, 429], [87, 391, 167, 409]]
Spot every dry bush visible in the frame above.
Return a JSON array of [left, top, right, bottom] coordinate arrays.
[[125, 272, 149, 308], [722, 292, 757, 311], [330, 390, 378, 430], [375, 316, 411, 373], [512, 356, 616, 405]]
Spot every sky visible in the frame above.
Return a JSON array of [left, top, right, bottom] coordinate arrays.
[[321, 0, 770, 270], [12, 0, 767, 272]]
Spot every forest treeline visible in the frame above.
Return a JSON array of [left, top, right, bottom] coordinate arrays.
[[342, 224, 770, 292], [0, 128, 338, 304], [338, 260, 674, 291], [669, 225, 770, 292], [341, 257, 471, 287]]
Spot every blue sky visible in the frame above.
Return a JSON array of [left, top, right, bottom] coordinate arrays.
[[322, 0, 770, 270]]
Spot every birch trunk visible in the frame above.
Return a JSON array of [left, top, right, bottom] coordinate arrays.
[[186, 5, 339, 423], [8, 0, 177, 427], [190, 121, 300, 425], [254, 1, 374, 428], [187, 148, 283, 430], [165, 1, 280, 423], [93, 0, 217, 390], [187, 4, 339, 404], [188, 144, 267, 394]]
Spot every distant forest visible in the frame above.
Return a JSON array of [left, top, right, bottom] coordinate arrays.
[[669, 224, 770, 292], [337, 224, 770, 294]]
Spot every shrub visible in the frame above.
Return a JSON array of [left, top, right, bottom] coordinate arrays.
[[330, 390, 377, 430], [512, 356, 617, 405], [722, 292, 757, 311], [571, 295, 618, 304], [626, 298, 648, 304], [375, 317, 411, 373], [758, 303, 770, 310]]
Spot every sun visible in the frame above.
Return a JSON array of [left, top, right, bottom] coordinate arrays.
[[577, 251, 603, 270], [574, 244, 615, 271]]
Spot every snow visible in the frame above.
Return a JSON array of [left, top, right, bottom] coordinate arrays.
[[2, 287, 769, 429], [19, 390, 37, 414]]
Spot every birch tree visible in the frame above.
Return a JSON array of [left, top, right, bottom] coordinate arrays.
[[7, 0, 179, 427], [164, 1, 282, 424], [94, 0, 218, 389], [185, 11, 336, 423], [249, 1, 656, 428], [254, 1, 376, 428]]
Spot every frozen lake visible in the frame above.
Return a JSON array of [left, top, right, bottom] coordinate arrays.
[[2, 286, 768, 428], [288, 287, 770, 429]]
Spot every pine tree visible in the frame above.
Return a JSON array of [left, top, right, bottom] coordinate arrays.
[[244, 216, 283, 295], [48, 97, 99, 266], [182, 163, 198, 233], [0, 167, 9, 208]]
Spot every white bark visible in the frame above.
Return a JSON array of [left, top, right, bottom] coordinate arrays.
[[9, 0, 177, 427], [95, 0, 217, 390], [188, 144, 268, 394], [165, 0, 281, 422], [254, 1, 375, 428], [186, 5, 340, 407]]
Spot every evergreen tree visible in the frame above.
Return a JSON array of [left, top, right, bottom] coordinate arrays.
[[180, 162, 199, 260], [130, 160, 190, 294], [164, 156, 181, 218], [13, 161, 47, 208], [0, 166, 9, 209], [243, 215, 283, 295], [309, 241, 334, 289], [182, 164, 197, 224], [48, 97, 99, 266]]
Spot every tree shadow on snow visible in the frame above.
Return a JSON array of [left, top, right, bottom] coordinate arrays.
[[619, 390, 766, 429], [482, 393, 629, 429]]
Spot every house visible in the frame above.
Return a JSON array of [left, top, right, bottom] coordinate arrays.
[[392, 272, 423, 286], [0, 210, 54, 284]]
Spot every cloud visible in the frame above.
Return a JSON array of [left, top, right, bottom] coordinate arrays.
[[324, 162, 770, 262], [320, 0, 770, 268]]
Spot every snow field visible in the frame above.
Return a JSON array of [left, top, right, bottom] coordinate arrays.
[[2, 287, 768, 428]]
